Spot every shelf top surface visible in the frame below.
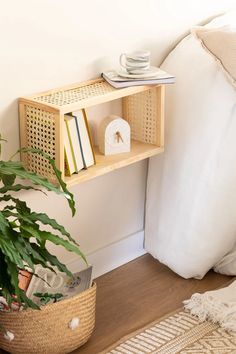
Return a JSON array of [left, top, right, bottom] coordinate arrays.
[[20, 78, 162, 113]]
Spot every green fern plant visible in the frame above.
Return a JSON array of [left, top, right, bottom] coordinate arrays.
[[0, 136, 86, 310]]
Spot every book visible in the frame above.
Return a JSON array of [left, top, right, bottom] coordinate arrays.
[[102, 69, 175, 88], [64, 119, 77, 175], [64, 114, 84, 173], [72, 110, 95, 168], [26, 265, 93, 306]]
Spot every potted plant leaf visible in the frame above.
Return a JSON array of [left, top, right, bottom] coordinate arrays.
[[0, 136, 96, 354]]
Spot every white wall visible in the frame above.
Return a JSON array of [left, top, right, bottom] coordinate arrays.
[[0, 0, 235, 273]]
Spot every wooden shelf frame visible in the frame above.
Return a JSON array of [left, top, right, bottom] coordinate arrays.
[[19, 78, 165, 186], [21, 78, 162, 114]]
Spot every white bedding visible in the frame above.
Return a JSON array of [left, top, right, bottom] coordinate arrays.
[[145, 13, 236, 279]]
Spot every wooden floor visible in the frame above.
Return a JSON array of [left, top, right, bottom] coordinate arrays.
[[74, 254, 232, 354]]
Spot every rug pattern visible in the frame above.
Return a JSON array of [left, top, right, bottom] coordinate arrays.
[[103, 311, 236, 354]]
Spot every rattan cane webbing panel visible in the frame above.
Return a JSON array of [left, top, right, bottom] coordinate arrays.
[[25, 105, 56, 179], [33, 81, 115, 106], [125, 88, 158, 145]]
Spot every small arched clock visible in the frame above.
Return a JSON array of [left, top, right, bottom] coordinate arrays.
[[98, 115, 131, 155]]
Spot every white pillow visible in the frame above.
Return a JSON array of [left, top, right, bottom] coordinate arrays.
[[194, 12, 236, 276], [145, 12, 236, 279], [192, 25, 236, 88]]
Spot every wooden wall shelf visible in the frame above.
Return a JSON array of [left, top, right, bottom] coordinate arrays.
[[19, 78, 166, 186]]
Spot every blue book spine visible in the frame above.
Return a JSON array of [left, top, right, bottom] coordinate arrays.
[[72, 114, 87, 169]]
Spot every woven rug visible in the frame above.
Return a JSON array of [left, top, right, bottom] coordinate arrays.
[[99, 309, 236, 354]]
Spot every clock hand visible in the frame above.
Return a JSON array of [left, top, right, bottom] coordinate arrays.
[[115, 131, 124, 143]]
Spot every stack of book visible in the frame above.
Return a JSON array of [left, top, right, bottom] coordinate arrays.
[[102, 68, 175, 88], [64, 109, 95, 176]]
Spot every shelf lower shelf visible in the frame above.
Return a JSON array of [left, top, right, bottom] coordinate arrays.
[[65, 140, 164, 186]]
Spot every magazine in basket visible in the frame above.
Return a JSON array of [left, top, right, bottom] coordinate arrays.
[[26, 265, 93, 306]]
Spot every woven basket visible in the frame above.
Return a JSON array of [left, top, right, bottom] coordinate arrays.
[[0, 282, 96, 354]]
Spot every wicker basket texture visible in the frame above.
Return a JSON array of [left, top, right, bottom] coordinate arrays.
[[0, 283, 96, 354]]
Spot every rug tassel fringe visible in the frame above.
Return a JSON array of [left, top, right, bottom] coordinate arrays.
[[184, 293, 236, 333]]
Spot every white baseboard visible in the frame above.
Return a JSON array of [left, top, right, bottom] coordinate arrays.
[[66, 230, 146, 279]]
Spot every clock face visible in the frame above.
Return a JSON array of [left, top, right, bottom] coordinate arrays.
[[103, 118, 130, 155], [105, 121, 130, 147]]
